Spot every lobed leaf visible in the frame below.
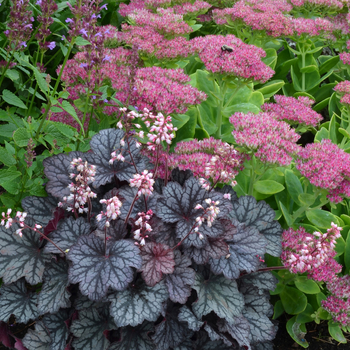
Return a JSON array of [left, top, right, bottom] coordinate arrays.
[[38, 260, 71, 314], [239, 271, 278, 294], [109, 280, 168, 327], [165, 251, 195, 304], [68, 235, 142, 300], [178, 306, 203, 331], [152, 315, 191, 350], [192, 273, 244, 323], [0, 280, 38, 323], [21, 195, 58, 227], [0, 220, 51, 285], [140, 242, 175, 287], [88, 129, 145, 187], [22, 322, 51, 350], [43, 151, 85, 199], [170, 168, 193, 186], [44, 217, 91, 254], [71, 306, 116, 350], [108, 322, 155, 350], [229, 196, 282, 256], [219, 317, 251, 350]]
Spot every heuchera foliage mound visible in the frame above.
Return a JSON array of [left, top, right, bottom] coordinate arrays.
[[0, 129, 282, 350]]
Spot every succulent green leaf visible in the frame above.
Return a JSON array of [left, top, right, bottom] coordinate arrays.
[[109, 280, 168, 327]]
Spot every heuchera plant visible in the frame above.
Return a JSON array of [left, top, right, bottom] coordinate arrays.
[[0, 127, 282, 350]]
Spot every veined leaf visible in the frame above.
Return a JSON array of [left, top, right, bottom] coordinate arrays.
[[192, 273, 244, 323], [109, 280, 168, 327], [68, 235, 142, 300]]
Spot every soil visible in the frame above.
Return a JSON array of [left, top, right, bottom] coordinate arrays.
[[274, 317, 350, 350]]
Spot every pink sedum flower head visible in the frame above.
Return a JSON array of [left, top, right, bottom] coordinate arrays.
[[327, 275, 350, 299], [230, 111, 301, 166], [334, 81, 350, 105], [130, 170, 155, 197], [281, 223, 342, 282], [296, 139, 350, 203], [262, 95, 323, 127], [191, 34, 274, 83], [322, 295, 350, 327], [213, 0, 293, 38], [290, 17, 333, 37], [290, 0, 344, 10]]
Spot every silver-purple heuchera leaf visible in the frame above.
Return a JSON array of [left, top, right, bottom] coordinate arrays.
[[0, 279, 38, 324], [43, 151, 85, 199], [108, 322, 155, 350], [23, 309, 70, 350], [209, 224, 267, 279], [170, 168, 193, 186], [218, 316, 252, 350], [22, 321, 51, 350], [239, 271, 278, 295], [204, 324, 232, 346], [68, 234, 142, 300], [37, 260, 71, 314], [192, 273, 244, 324], [108, 280, 168, 327], [152, 314, 191, 350], [71, 305, 116, 350], [88, 129, 146, 187], [140, 242, 175, 287], [195, 331, 234, 350], [177, 306, 203, 331], [44, 217, 91, 254], [21, 195, 58, 227], [165, 251, 195, 304], [0, 220, 51, 285], [229, 196, 282, 256], [173, 338, 193, 350]]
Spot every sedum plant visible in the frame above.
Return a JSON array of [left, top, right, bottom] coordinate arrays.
[[0, 127, 282, 350]]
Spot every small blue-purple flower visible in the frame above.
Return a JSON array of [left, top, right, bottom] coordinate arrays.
[[100, 4, 108, 10], [102, 55, 111, 62], [65, 18, 73, 23], [47, 41, 56, 50], [79, 29, 88, 36]]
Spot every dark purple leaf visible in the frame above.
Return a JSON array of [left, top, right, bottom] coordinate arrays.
[[153, 223, 179, 247], [14, 338, 27, 350], [94, 219, 127, 242], [43, 151, 85, 198], [22, 321, 50, 350], [21, 195, 58, 227], [165, 251, 195, 304], [88, 129, 145, 187], [151, 315, 190, 350], [229, 196, 282, 256], [192, 273, 244, 323], [195, 331, 234, 350], [38, 260, 70, 314], [177, 306, 203, 331], [140, 242, 175, 287], [173, 338, 193, 350], [0, 220, 51, 285], [71, 306, 116, 350], [108, 322, 155, 350], [44, 217, 91, 254], [0, 322, 14, 348], [153, 178, 164, 194], [218, 317, 251, 350], [209, 225, 267, 279], [109, 280, 168, 327], [204, 324, 232, 346], [68, 235, 142, 300], [44, 208, 65, 237], [0, 280, 38, 323]]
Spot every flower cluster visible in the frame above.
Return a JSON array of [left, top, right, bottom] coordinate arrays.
[[129, 170, 155, 197], [191, 34, 274, 83], [290, 0, 344, 10], [131, 66, 207, 115], [262, 95, 323, 127], [4, 0, 33, 50], [296, 139, 350, 203], [230, 111, 301, 166], [322, 296, 350, 327], [1, 209, 42, 237], [96, 196, 123, 227], [133, 210, 154, 246], [213, 0, 293, 38], [281, 223, 342, 282], [195, 199, 221, 229], [36, 0, 58, 51], [334, 80, 350, 105], [58, 158, 97, 213]]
